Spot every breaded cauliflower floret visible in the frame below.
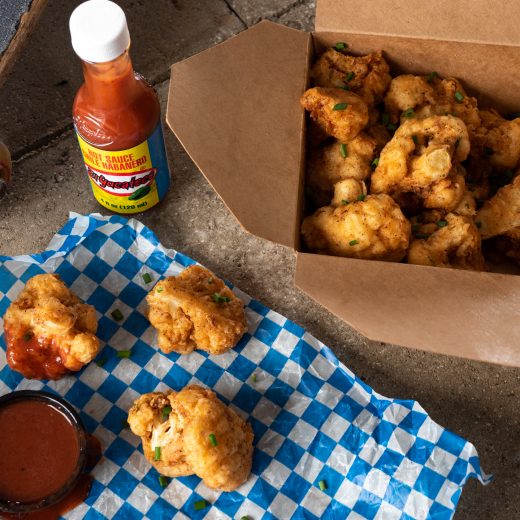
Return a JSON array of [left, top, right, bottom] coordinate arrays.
[[306, 132, 376, 207], [3, 273, 99, 379], [128, 385, 254, 491], [301, 194, 410, 261], [147, 266, 246, 355], [371, 115, 470, 211], [300, 87, 369, 143], [310, 49, 392, 106], [407, 213, 485, 270], [476, 175, 520, 239]]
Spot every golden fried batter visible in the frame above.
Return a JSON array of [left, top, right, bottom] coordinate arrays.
[[147, 266, 247, 355], [330, 179, 367, 207], [310, 49, 392, 106], [301, 194, 410, 261], [384, 74, 435, 122], [3, 273, 99, 379], [306, 133, 376, 207], [476, 175, 520, 239], [371, 115, 469, 211], [408, 213, 485, 270], [128, 385, 254, 491], [300, 87, 369, 143]]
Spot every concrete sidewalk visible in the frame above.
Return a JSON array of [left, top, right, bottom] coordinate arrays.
[[0, 1, 518, 518]]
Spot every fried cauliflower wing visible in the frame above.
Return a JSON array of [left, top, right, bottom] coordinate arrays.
[[147, 265, 247, 355], [300, 87, 369, 142], [407, 213, 485, 270], [2, 274, 99, 379], [301, 193, 410, 261], [371, 115, 470, 211], [310, 49, 392, 106], [306, 132, 376, 207], [476, 175, 520, 239], [128, 385, 254, 491]]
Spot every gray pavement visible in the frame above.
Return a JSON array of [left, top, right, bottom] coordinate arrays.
[[0, 1, 518, 518]]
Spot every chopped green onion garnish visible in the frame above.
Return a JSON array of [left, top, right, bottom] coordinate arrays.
[[387, 123, 397, 131], [371, 157, 379, 169], [340, 143, 348, 158], [332, 102, 349, 111], [96, 357, 107, 367], [349, 239, 359, 246], [251, 373, 257, 382], [111, 309, 124, 321], [357, 194, 366, 201], [158, 475, 169, 487], [412, 223, 421, 232], [240, 517, 251, 520], [209, 433, 218, 447], [341, 85, 351, 91], [194, 500, 207, 511], [345, 71, 355, 82], [142, 273, 152, 284], [334, 42, 347, 51], [415, 232, 430, 239], [23, 332, 33, 342], [403, 108, 415, 118], [154, 446, 161, 461], [208, 277, 214, 284], [483, 146, 494, 156], [212, 293, 231, 303], [437, 220, 447, 228], [476, 221, 482, 229], [454, 91, 464, 103], [318, 480, 328, 491], [162, 405, 172, 419], [341, 199, 349, 205], [117, 350, 132, 358], [427, 71, 438, 83], [412, 135, 419, 144], [381, 113, 390, 126]]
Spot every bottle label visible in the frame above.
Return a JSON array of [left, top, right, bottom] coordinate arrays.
[[76, 123, 170, 214]]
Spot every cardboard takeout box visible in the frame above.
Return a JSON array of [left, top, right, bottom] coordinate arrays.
[[167, 0, 520, 367]]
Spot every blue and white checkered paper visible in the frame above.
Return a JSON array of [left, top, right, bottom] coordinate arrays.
[[0, 213, 490, 520]]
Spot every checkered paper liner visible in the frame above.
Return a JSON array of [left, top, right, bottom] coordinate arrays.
[[0, 213, 490, 520]]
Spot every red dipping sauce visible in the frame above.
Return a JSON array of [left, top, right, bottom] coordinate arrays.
[[0, 392, 89, 517]]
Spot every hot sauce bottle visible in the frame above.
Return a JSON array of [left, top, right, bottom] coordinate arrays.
[[69, 0, 170, 214]]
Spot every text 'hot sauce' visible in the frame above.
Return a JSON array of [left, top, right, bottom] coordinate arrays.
[[70, 0, 170, 214]]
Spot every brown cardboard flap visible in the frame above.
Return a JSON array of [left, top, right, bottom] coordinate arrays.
[[316, 0, 520, 46], [167, 21, 310, 249], [295, 253, 520, 367]]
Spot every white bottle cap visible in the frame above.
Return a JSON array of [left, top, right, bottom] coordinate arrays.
[[69, 0, 130, 63]]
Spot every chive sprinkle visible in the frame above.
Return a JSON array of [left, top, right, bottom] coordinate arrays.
[[212, 292, 231, 303], [240, 517, 251, 520], [412, 135, 419, 145], [23, 332, 33, 342], [142, 273, 152, 284], [318, 480, 328, 491], [427, 71, 438, 83], [117, 350, 132, 358], [454, 91, 464, 103], [476, 221, 482, 229], [209, 433, 218, 447], [341, 85, 351, 91], [154, 446, 161, 461], [403, 108, 415, 118], [340, 143, 348, 158], [162, 405, 172, 419], [341, 199, 349, 205], [194, 500, 207, 511], [111, 309, 124, 321], [437, 220, 447, 228], [483, 146, 494, 156], [156, 286, 164, 293], [415, 232, 430, 239], [334, 42, 347, 51], [345, 71, 355, 82], [357, 194, 366, 201], [158, 475, 169, 487], [96, 357, 107, 367], [332, 102, 349, 111], [349, 239, 359, 246], [371, 157, 379, 169], [208, 277, 214, 284], [412, 223, 421, 232], [251, 373, 257, 382]]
